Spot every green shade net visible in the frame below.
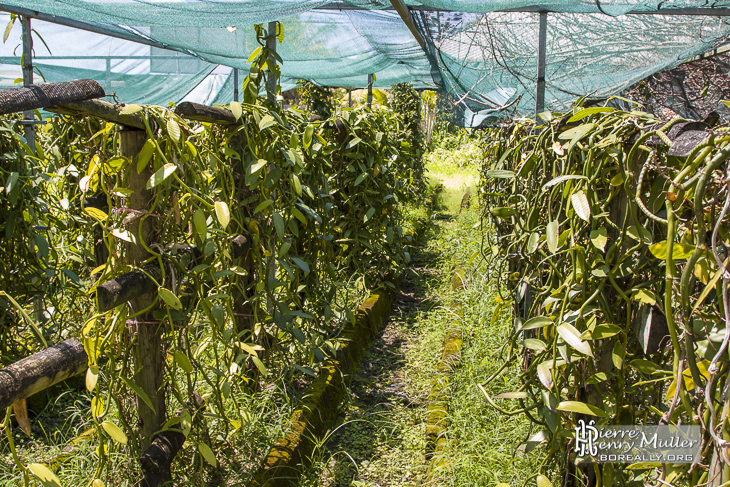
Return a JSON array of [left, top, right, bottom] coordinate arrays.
[[413, 10, 730, 125], [2, 1, 730, 124]]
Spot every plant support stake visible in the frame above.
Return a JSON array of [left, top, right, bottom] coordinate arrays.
[[535, 11, 547, 117], [367, 74, 373, 108], [233, 68, 239, 103], [267, 21, 277, 105], [21, 16, 35, 154]]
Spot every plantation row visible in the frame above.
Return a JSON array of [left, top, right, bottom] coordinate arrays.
[[0, 50, 425, 484], [481, 103, 730, 485]]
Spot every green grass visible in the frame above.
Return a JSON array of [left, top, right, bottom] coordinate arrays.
[[425, 140, 483, 211], [418, 200, 542, 487], [294, 151, 543, 487]]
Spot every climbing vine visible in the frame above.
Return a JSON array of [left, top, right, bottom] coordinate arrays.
[[0, 23, 425, 485], [481, 101, 730, 485]]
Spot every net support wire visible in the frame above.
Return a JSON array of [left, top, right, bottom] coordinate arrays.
[[317, 2, 730, 15]]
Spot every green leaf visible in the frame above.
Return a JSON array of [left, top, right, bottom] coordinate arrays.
[[590, 228, 607, 251], [3, 17, 14, 44], [354, 172, 368, 186], [631, 358, 662, 375], [523, 338, 547, 351], [254, 199, 274, 213], [159, 288, 182, 310], [556, 401, 607, 417], [486, 169, 515, 179], [348, 137, 362, 148], [303, 124, 314, 149], [167, 118, 181, 142], [612, 341, 625, 369], [558, 123, 596, 144], [27, 463, 61, 487], [536, 361, 554, 389], [571, 191, 590, 222], [491, 207, 517, 219], [230, 101, 242, 120], [547, 220, 559, 253], [198, 442, 217, 467], [542, 175, 586, 191], [193, 209, 207, 243], [86, 366, 99, 392], [521, 316, 553, 331], [364, 207, 376, 222], [632, 289, 657, 305], [147, 163, 177, 189], [591, 265, 609, 278], [214, 201, 230, 229], [536, 474, 553, 487], [84, 207, 108, 222], [627, 225, 651, 243], [250, 159, 267, 176], [6, 171, 18, 197], [247, 46, 262, 63], [174, 350, 193, 374], [251, 356, 267, 376], [291, 257, 310, 274], [557, 323, 593, 357], [567, 106, 615, 123], [259, 114, 275, 129], [136, 139, 156, 173], [527, 232, 541, 253], [120, 377, 156, 414], [111, 228, 135, 243], [291, 173, 302, 196], [495, 391, 529, 399], [185, 140, 198, 159], [590, 324, 622, 339], [273, 212, 285, 240], [649, 241, 694, 260], [119, 104, 142, 115], [101, 421, 128, 444]]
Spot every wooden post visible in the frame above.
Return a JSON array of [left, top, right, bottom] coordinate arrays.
[[121, 128, 165, 452], [348, 89, 352, 108], [535, 11, 547, 118], [233, 68, 240, 103], [21, 16, 35, 153], [139, 393, 205, 487], [267, 21, 277, 106], [367, 74, 373, 108]]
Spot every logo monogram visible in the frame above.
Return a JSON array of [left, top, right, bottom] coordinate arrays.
[[575, 419, 598, 457]]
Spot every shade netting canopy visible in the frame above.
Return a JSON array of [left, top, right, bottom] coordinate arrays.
[[2, 0, 730, 125]]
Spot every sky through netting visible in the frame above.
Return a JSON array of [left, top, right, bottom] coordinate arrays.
[[2, 0, 730, 125]]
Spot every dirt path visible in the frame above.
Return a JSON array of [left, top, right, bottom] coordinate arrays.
[[300, 194, 454, 487]]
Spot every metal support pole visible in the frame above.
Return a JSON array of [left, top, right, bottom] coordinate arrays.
[[266, 21, 277, 105], [367, 74, 373, 109], [348, 89, 352, 108], [21, 16, 35, 153], [535, 11, 547, 118], [233, 68, 239, 102], [105, 57, 111, 94]]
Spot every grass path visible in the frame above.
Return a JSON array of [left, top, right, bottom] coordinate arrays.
[[301, 162, 542, 487]]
